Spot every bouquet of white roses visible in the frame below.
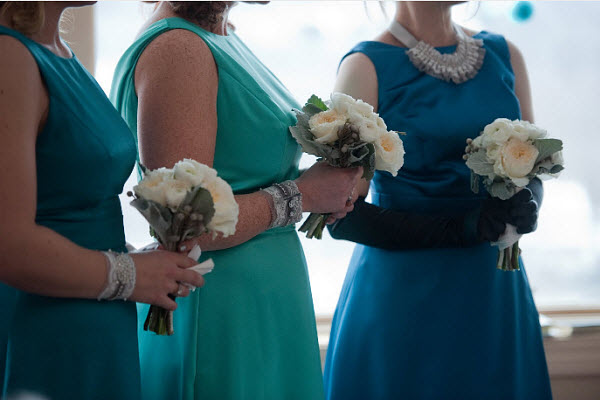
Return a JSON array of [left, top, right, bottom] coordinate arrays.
[[464, 118, 564, 271], [290, 93, 405, 238], [129, 159, 238, 334]]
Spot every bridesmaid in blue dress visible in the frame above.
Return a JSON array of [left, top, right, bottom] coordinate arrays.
[[0, 2, 203, 399], [324, 2, 552, 399]]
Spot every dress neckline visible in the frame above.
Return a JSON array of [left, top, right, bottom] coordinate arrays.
[[0, 25, 75, 60], [364, 30, 487, 51], [159, 17, 233, 39]]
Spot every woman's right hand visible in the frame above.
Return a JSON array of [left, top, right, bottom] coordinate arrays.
[[295, 162, 363, 216], [128, 251, 205, 311]]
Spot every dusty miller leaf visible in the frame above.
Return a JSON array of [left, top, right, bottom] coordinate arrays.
[[183, 186, 215, 226], [130, 198, 172, 244], [465, 150, 494, 176], [487, 181, 515, 200], [534, 138, 563, 163]]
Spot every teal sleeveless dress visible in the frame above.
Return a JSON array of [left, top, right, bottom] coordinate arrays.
[[111, 18, 324, 400], [0, 26, 139, 400], [324, 33, 552, 399]]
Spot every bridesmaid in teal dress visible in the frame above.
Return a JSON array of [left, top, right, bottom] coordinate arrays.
[[110, 2, 361, 399], [0, 2, 203, 399], [324, 2, 552, 399]]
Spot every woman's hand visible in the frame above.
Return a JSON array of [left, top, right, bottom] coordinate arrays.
[[295, 162, 363, 216], [477, 185, 541, 241], [129, 251, 205, 311]]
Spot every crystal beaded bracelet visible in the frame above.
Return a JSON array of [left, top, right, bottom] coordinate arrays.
[[98, 251, 136, 301], [261, 180, 303, 229]]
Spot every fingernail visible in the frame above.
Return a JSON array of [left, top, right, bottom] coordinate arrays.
[[180, 245, 187, 252]]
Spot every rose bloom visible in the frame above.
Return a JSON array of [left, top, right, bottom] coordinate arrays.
[[164, 179, 191, 212], [308, 109, 347, 144], [204, 176, 239, 237], [174, 158, 217, 187], [495, 137, 539, 187], [474, 118, 546, 150], [348, 111, 382, 143], [374, 131, 405, 176], [330, 92, 357, 114], [133, 168, 173, 206]]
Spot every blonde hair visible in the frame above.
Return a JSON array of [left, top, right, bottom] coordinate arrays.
[[0, 1, 45, 36]]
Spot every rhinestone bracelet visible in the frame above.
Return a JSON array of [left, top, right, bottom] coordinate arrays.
[[98, 251, 136, 301], [261, 180, 303, 229]]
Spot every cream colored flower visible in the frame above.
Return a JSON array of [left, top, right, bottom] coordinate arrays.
[[204, 176, 239, 237], [494, 137, 539, 187], [174, 159, 217, 188], [164, 179, 191, 211], [375, 115, 387, 131], [374, 131, 405, 176], [308, 109, 347, 144], [348, 111, 381, 143], [475, 118, 546, 150], [330, 92, 357, 114], [133, 168, 173, 206]]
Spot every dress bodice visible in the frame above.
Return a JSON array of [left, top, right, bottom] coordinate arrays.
[[110, 17, 302, 194], [344, 32, 520, 216], [0, 26, 136, 251]]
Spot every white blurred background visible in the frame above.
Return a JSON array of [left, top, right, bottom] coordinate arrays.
[[89, 1, 600, 316]]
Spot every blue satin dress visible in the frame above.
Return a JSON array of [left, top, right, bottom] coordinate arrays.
[[1, 26, 139, 400], [324, 32, 552, 399]]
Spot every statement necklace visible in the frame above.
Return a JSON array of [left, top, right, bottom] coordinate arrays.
[[388, 20, 485, 84]]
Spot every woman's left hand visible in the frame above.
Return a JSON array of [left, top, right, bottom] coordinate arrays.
[[507, 187, 539, 234]]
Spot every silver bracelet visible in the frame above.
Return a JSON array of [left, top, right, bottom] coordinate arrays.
[[98, 251, 136, 301], [261, 180, 303, 228]]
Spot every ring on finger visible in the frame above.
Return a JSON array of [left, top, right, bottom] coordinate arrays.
[[175, 283, 184, 297]]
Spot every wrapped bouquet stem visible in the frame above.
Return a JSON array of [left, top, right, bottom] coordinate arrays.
[[464, 118, 564, 271], [290, 93, 405, 238], [129, 159, 238, 334]]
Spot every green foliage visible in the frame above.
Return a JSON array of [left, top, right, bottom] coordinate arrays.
[[130, 198, 172, 245], [487, 180, 515, 200], [465, 150, 494, 176], [534, 138, 563, 163], [183, 186, 215, 226], [306, 95, 328, 112]]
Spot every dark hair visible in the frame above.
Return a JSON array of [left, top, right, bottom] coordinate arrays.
[[168, 2, 231, 30], [0, 1, 45, 35]]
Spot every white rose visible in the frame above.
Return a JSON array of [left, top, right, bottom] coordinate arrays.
[[374, 131, 405, 176], [513, 120, 547, 141], [493, 137, 539, 187], [308, 109, 347, 144], [174, 159, 217, 188], [479, 119, 546, 150], [133, 168, 174, 206], [205, 176, 239, 237], [164, 179, 191, 211], [348, 99, 375, 118], [375, 115, 387, 131], [330, 92, 357, 114], [347, 111, 381, 143]]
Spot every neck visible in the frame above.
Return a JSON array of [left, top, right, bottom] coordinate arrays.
[[156, 2, 232, 36], [30, 2, 68, 50], [394, 1, 455, 46]]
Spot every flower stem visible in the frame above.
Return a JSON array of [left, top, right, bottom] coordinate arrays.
[[299, 213, 329, 239]]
